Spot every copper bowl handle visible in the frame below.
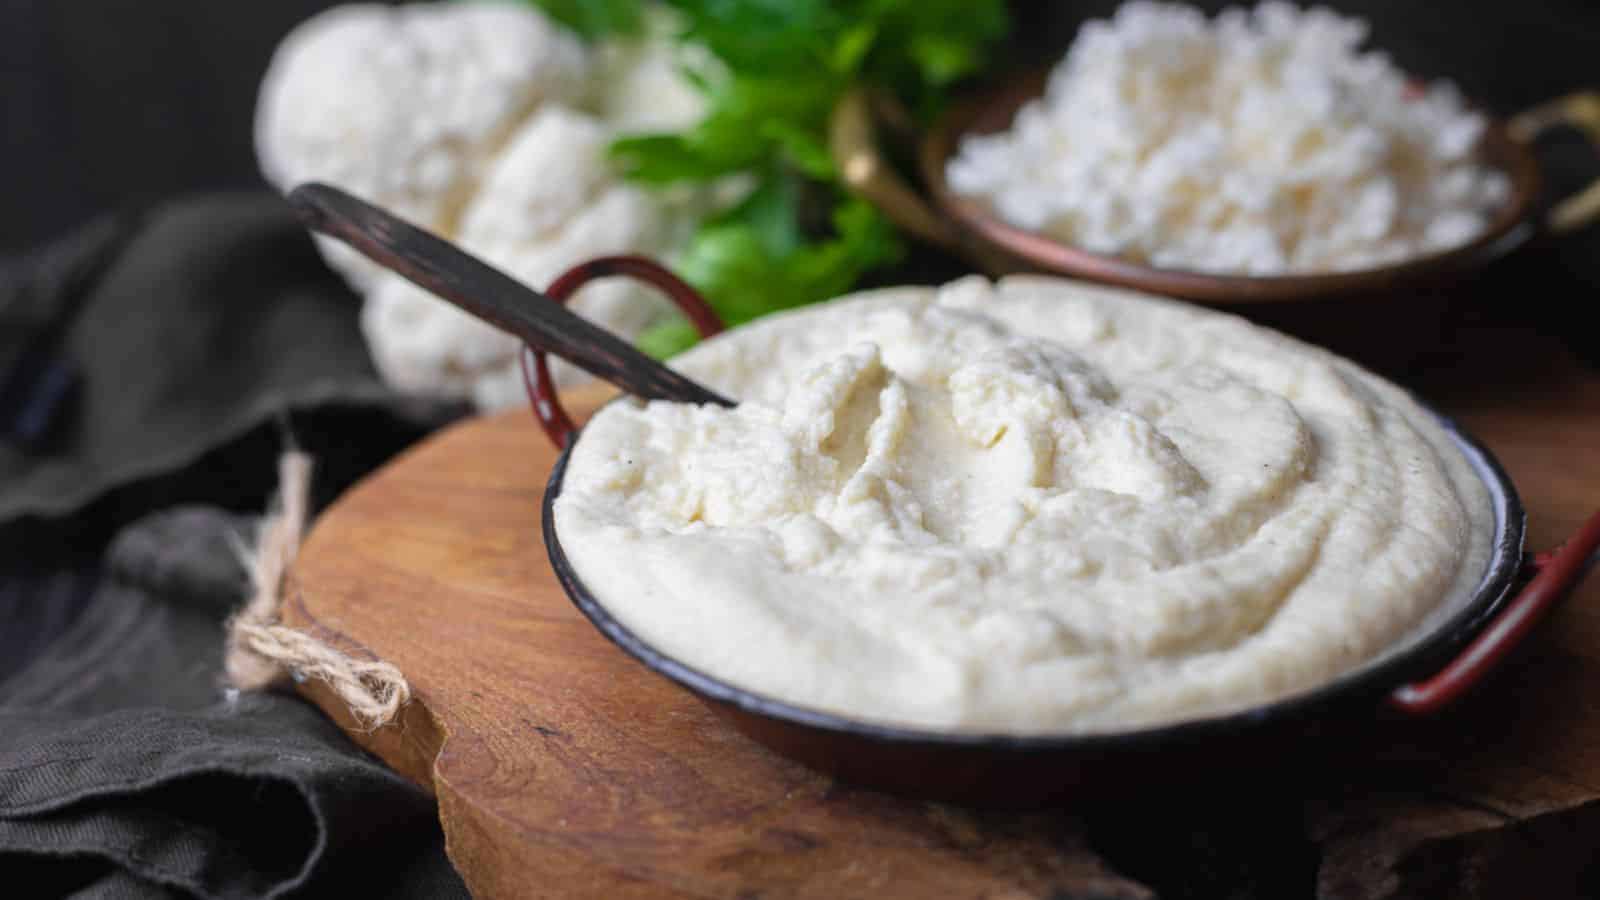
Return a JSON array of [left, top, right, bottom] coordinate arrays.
[[1509, 90, 1600, 235], [830, 88, 964, 253], [1390, 508, 1600, 715], [523, 256, 725, 449], [829, 88, 1020, 276]]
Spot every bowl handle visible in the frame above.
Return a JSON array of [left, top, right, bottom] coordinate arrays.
[[522, 256, 724, 450], [1510, 90, 1600, 236], [829, 88, 1020, 275], [1389, 508, 1600, 715], [830, 88, 965, 252]]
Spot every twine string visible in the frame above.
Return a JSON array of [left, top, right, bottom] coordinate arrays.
[[224, 451, 410, 730]]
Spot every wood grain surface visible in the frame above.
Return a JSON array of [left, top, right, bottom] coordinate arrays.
[[285, 314, 1600, 900]]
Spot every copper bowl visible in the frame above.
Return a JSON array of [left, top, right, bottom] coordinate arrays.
[[523, 257, 1600, 806], [832, 74, 1600, 304]]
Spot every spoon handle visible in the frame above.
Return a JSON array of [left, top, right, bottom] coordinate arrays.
[[288, 182, 734, 409]]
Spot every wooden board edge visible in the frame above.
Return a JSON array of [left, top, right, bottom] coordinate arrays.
[[282, 571, 449, 795]]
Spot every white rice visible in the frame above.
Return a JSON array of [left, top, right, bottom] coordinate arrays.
[[946, 1, 1511, 275]]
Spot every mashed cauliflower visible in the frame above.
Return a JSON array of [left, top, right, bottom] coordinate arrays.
[[553, 276, 1492, 733]]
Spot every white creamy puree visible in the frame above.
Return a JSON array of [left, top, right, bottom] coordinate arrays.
[[553, 276, 1491, 733]]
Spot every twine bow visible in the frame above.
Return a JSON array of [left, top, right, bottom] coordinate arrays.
[[224, 451, 410, 730]]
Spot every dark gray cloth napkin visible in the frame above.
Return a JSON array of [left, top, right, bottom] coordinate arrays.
[[0, 195, 469, 897], [0, 193, 442, 522], [1, 508, 467, 899]]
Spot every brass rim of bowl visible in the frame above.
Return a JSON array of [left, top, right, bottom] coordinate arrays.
[[921, 72, 1544, 304]]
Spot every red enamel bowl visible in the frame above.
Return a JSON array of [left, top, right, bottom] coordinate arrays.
[[524, 257, 1600, 806]]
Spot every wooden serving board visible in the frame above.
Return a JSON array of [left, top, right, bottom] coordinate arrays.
[[285, 322, 1600, 900]]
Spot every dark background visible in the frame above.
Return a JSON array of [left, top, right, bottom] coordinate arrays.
[[4, 0, 1598, 255]]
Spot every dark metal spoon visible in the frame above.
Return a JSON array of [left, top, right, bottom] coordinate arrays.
[[287, 182, 734, 409]]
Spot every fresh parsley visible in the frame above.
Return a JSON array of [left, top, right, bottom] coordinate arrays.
[[528, 0, 1008, 355]]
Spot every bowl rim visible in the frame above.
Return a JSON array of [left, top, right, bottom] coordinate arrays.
[[920, 70, 1545, 304], [541, 398, 1527, 751]]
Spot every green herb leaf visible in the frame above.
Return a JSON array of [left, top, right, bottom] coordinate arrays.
[[529, 0, 1008, 353], [907, 33, 981, 87], [669, 0, 843, 74], [637, 316, 702, 358], [760, 121, 835, 180], [667, 173, 902, 346], [609, 134, 733, 183], [830, 22, 878, 74]]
